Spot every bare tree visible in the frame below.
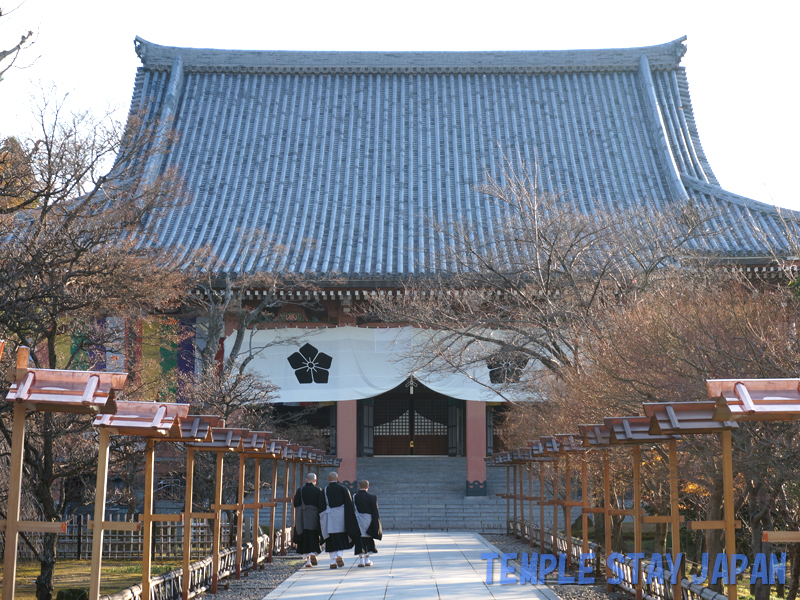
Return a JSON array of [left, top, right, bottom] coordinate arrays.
[[530, 273, 800, 598], [0, 95, 190, 600], [368, 157, 707, 397], [0, 5, 32, 82]]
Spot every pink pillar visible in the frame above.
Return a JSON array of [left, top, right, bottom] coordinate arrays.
[[465, 400, 487, 496], [336, 400, 358, 487]]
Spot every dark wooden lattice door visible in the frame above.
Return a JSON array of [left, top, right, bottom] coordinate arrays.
[[413, 396, 449, 455], [373, 396, 411, 455], [372, 390, 449, 455]]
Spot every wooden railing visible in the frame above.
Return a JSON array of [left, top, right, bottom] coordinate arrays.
[[511, 517, 601, 568], [3, 513, 262, 561], [99, 528, 293, 600], [509, 517, 726, 600], [608, 553, 726, 600]]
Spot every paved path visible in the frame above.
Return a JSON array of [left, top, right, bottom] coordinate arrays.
[[263, 532, 559, 600]]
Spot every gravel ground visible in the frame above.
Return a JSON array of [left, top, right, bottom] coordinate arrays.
[[481, 534, 629, 600], [195, 556, 305, 600]]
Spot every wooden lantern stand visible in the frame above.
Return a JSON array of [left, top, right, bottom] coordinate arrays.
[[603, 415, 677, 600], [579, 424, 622, 587], [1, 341, 319, 600], [2, 345, 126, 600], [230, 430, 272, 579], [529, 441, 553, 554], [240, 436, 289, 571], [706, 378, 800, 600], [278, 444, 300, 555], [181, 426, 253, 599], [89, 401, 218, 600], [551, 434, 589, 570], [493, 451, 513, 535], [510, 448, 529, 541]]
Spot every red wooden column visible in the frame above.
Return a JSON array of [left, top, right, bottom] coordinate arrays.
[[465, 400, 487, 495], [336, 400, 358, 486]]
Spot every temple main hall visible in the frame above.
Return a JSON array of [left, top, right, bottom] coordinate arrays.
[[125, 36, 791, 509]]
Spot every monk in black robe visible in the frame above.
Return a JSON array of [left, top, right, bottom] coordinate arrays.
[[318, 471, 362, 568], [354, 479, 382, 567], [293, 472, 322, 567]]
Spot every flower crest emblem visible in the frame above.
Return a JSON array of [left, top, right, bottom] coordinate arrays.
[[287, 343, 332, 384]]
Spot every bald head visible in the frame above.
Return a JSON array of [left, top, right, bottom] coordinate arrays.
[[328, 471, 339, 482], [306, 472, 317, 483]]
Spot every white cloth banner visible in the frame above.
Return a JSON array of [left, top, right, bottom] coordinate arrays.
[[223, 326, 499, 403]]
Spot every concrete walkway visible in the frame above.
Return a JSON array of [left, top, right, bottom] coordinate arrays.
[[263, 532, 559, 600]]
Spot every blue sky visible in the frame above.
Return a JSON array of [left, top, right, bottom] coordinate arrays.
[[1, 0, 797, 209]]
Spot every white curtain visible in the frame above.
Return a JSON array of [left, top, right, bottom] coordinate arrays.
[[224, 326, 500, 403]]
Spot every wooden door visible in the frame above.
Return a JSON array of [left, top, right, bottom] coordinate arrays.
[[373, 396, 411, 455]]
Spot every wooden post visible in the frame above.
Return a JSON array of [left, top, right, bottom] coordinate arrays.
[[268, 457, 278, 562], [253, 458, 261, 567], [633, 445, 643, 600], [235, 454, 246, 578], [553, 460, 559, 554], [211, 452, 223, 593], [722, 429, 737, 600], [528, 463, 535, 548], [298, 462, 305, 496], [539, 462, 546, 552], [506, 464, 511, 535], [582, 453, 589, 555], [182, 447, 195, 600], [512, 461, 518, 537], [565, 454, 572, 569], [283, 458, 295, 554], [518, 462, 525, 542], [280, 458, 290, 553], [2, 402, 27, 600], [288, 459, 296, 534], [89, 427, 111, 600], [141, 438, 155, 600], [604, 451, 613, 592], [669, 439, 682, 600]]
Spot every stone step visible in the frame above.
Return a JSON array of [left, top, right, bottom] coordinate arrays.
[[347, 457, 510, 532], [271, 457, 519, 531]]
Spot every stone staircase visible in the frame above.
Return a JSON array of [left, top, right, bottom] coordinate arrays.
[[354, 457, 523, 532]]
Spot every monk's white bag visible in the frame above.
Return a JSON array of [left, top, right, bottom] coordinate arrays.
[[320, 486, 345, 540], [355, 507, 372, 538]]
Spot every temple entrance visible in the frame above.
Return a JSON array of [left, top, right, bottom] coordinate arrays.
[[358, 382, 464, 456]]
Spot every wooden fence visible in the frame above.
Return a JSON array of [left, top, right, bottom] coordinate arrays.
[[3, 513, 263, 561], [509, 517, 726, 600], [99, 530, 291, 600]]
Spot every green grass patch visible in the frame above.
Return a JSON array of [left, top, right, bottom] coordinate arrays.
[[0, 559, 180, 600], [737, 581, 784, 600]]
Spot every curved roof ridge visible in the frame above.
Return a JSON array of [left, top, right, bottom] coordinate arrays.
[[681, 174, 800, 217], [133, 36, 688, 73]]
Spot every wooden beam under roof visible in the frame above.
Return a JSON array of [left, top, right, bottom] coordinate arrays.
[[510, 447, 532, 462], [92, 400, 190, 437], [578, 423, 611, 447], [553, 433, 585, 452], [187, 427, 250, 451], [539, 436, 559, 454], [174, 414, 224, 441], [6, 346, 126, 414], [707, 378, 800, 421], [643, 401, 737, 435], [604, 415, 677, 444]]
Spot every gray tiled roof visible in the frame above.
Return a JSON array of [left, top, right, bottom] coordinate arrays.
[[129, 37, 797, 277]]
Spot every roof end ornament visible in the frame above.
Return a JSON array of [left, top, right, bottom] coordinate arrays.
[[672, 36, 688, 60], [134, 36, 148, 62]]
